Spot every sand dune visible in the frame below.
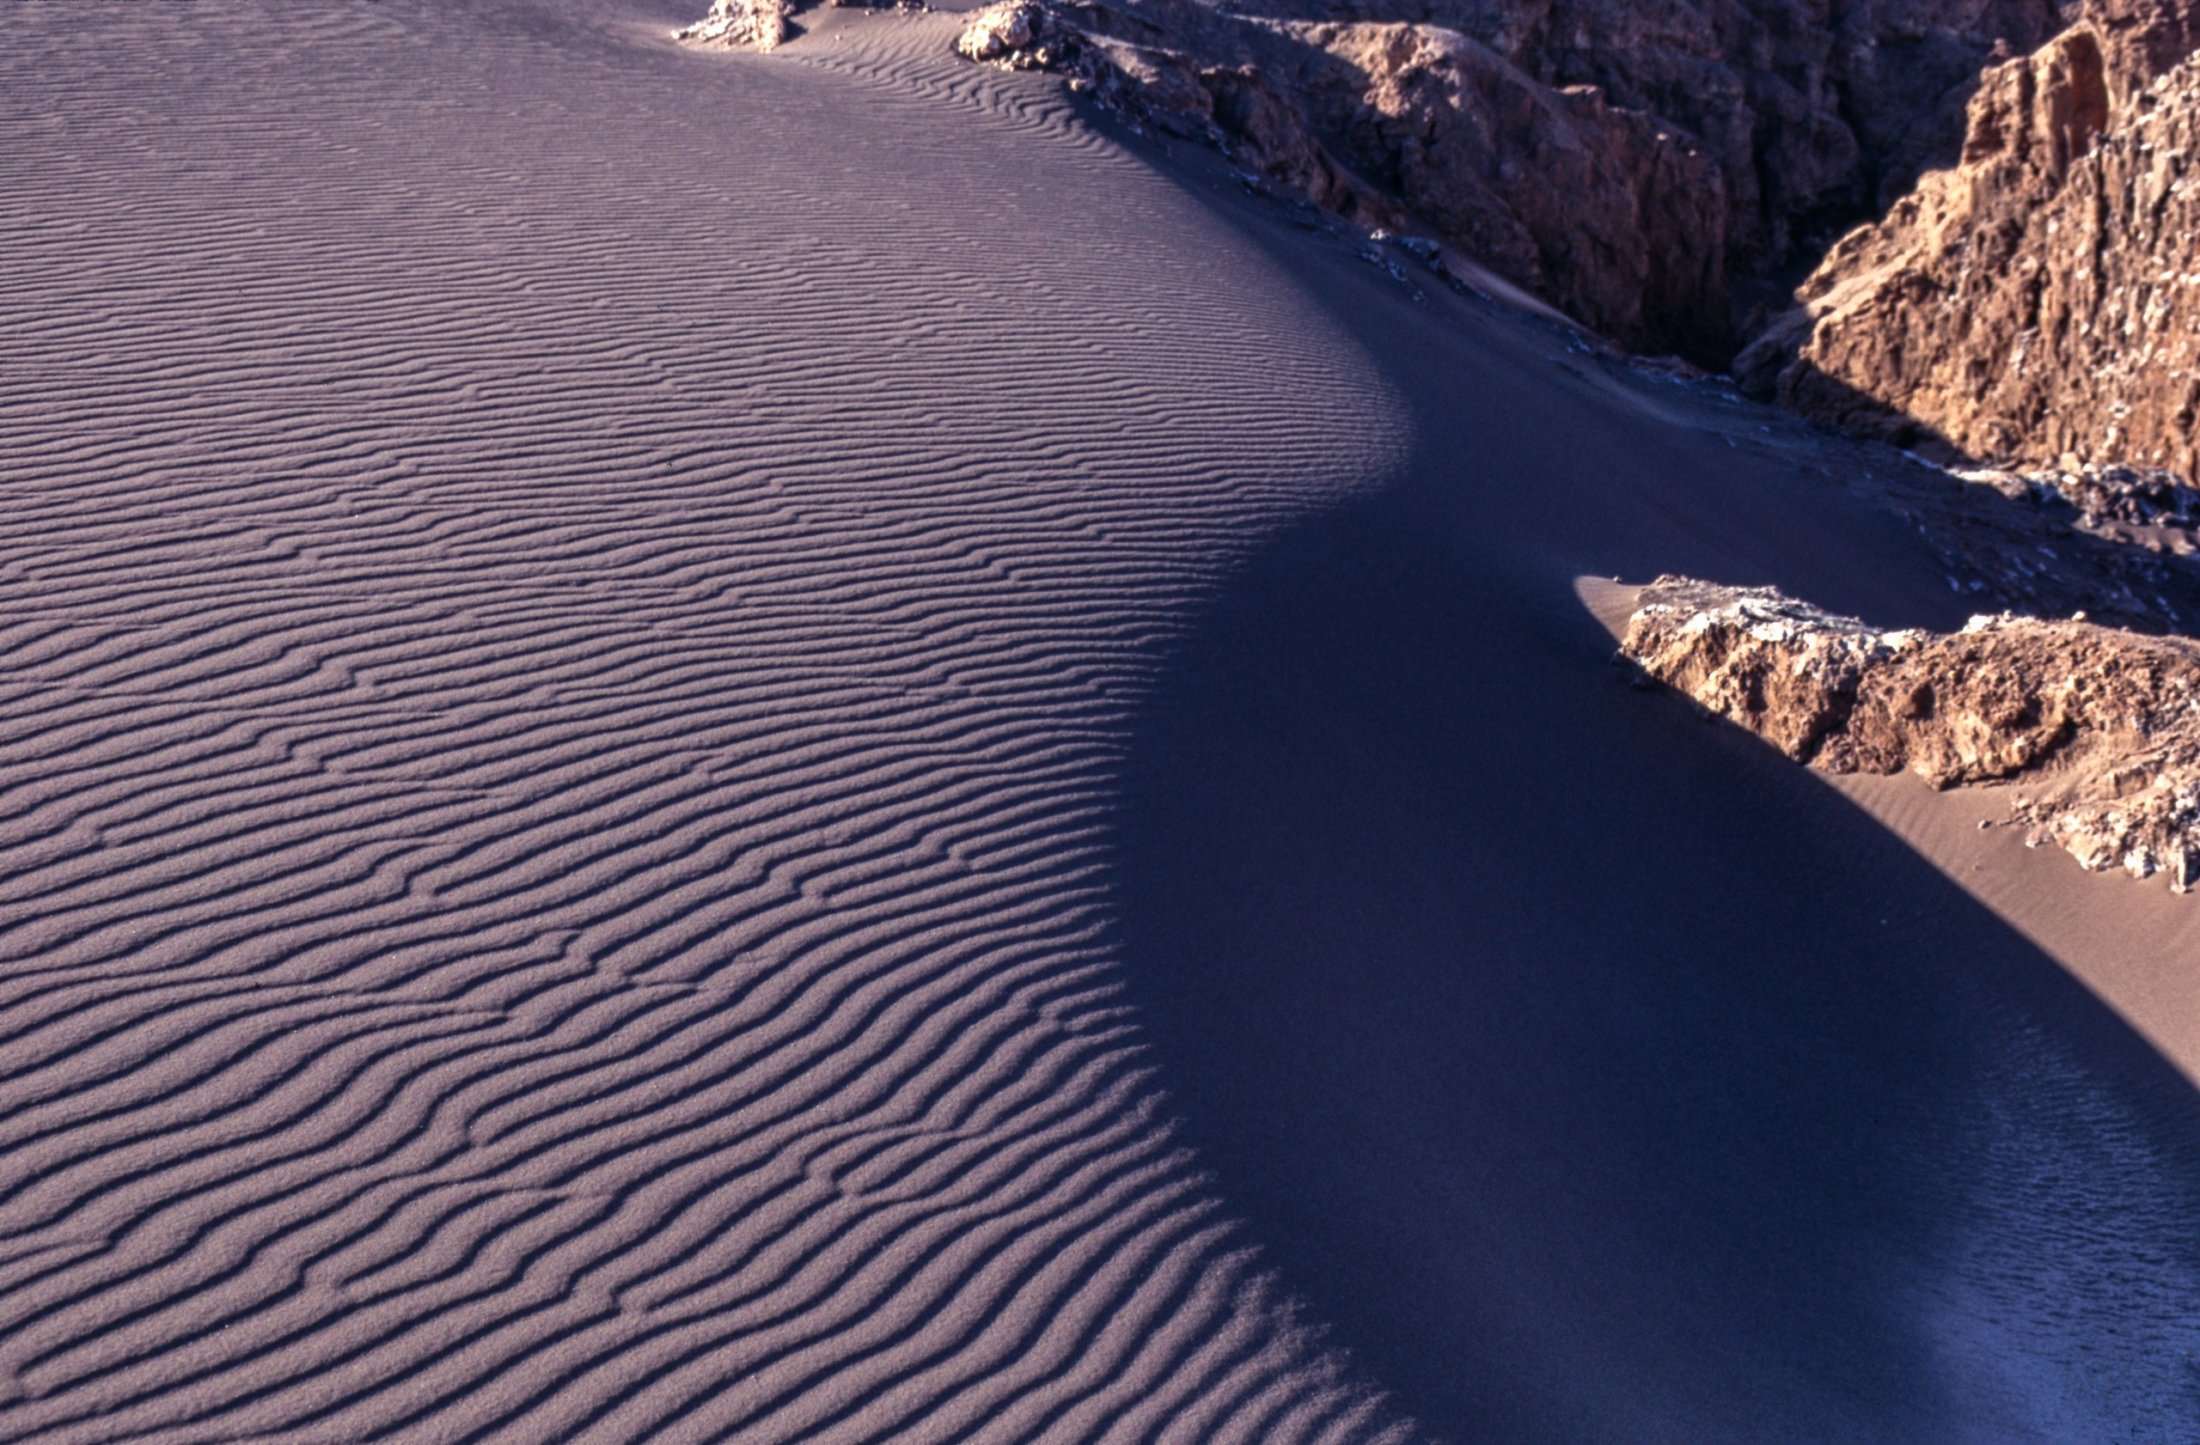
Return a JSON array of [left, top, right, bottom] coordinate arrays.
[[4, 1, 2199, 1440], [0, 4, 1405, 1437]]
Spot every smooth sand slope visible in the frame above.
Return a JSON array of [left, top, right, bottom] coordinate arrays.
[[3, 1, 2199, 1441]]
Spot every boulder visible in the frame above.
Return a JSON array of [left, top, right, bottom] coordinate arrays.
[[956, 0, 1044, 61]]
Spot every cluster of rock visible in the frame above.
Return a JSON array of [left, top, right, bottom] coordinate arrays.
[[944, 0, 2097, 364], [939, 0, 2200, 503], [1744, 0, 2200, 485], [955, 1, 1045, 63], [955, 0, 1408, 237], [677, 0, 921, 51], [677, 0, 797, 50], [954, 0, 1140, 101], [1622, 576, 2200, 891], [1955, 461, 2200, 537], [690, 0, 2196, 489]]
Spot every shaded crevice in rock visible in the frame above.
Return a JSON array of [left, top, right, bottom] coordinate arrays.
[[1622, 575, 2200, 891]]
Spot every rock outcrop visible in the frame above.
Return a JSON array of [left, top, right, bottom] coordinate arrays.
[[1953, 461, 2200, 542], [1622, 575, 2200, 890], [943, 0, 2085, 362], [1314, 22, 1733, 357], [940, 0, 2199, 483], [677, 0, 797, 49], [954, 0, 1404, 230], [1744, 1, 2200, 483], [956, 1, 1045, 62], [679, 0, 920, 50]]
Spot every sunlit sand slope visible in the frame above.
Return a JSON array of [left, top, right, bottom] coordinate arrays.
[[0, 3, 1409, 1438]]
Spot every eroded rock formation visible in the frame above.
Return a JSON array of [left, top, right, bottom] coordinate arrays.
[[943, 0, 2198, 485], [1622, 575, 2200, 890], [957, 1, 1045, 62], [1745, 1, 2200, 483], [946, 0, 2086, 361], [679, 0, 920, 50], [677, 0, 797, 50]]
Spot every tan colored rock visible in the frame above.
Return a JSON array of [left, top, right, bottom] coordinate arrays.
[[956, 0, 1043, 62], [1623, 575, 2200, 891], [1318, 23, 1731, 356], [1750, 0, 2200, 483], [1616, 576, 1919, 764]]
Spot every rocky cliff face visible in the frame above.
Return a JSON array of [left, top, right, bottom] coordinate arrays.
[[1623, 576, 2200, 891], [1747, 1, 2200, 482], [955, 0, 2082, 360], [947, 0, 2199, 481]]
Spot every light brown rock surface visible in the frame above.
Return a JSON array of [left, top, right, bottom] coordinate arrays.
[[956, 0, 1047, 62], [1623, 575, 2200, 890], [1747, 0, 2200, 482]]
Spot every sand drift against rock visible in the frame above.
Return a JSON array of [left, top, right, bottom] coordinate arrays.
[[1623, 576, 2200, 891], [928, 0, 2200, 495]]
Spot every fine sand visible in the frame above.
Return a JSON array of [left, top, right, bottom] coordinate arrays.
[[4, 2, 2199, 1441]]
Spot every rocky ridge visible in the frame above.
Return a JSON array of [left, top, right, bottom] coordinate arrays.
[[948, 0, 2086, 362], [1744, 1, 2200, 483], [1622, 575, 2200, 890], [698, 0, 2193, 492]]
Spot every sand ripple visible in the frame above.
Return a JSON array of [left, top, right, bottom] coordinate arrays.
[[0, 3, 1410, 1438]]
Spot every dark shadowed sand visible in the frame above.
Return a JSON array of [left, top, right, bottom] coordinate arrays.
[[2, 2, 2198, 1440]]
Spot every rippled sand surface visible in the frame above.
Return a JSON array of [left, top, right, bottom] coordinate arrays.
[[3, 3, 2198, 1440]]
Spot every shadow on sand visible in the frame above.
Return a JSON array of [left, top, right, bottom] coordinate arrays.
[[1103, 160, 2200, 1441]]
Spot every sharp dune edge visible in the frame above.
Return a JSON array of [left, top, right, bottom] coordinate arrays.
[[6, 3, 2200, 1442]]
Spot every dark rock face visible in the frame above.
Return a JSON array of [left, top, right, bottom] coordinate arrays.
[[947, 0, 2200, 484], [1622, 575, 2200, 891], [955, 0, 2084, 361], [1751, 1, 2200, 483], [1318, 20, 1732, 357], [1494, 0, 2077, 268]]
